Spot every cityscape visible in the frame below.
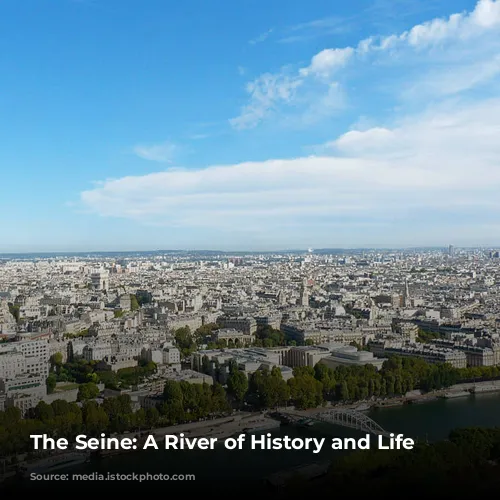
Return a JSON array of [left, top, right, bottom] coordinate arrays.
[[2, 0, 500, 495], [2, 246, 500, 492]]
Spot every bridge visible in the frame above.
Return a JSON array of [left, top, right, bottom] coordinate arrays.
[[280, 409, 391, 437]]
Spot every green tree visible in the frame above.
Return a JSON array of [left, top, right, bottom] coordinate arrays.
[[82, 401, 109, 435], [194, 323, 220, 344], [33, 401, 54, 422], [130, 294, 140, 310], [254, 325, 286, 347], [77, 382, 100, 401], [134, 408, 146, 430], [145, 407, 160, 428], [161, 400, 185, 425], [249, 367, 290, 408], [8, 303, 20, 323], [288, 370, 324, 409], [163, 380, 184, 403], [212, 383, 230, 413], [102, 395, 133, 433], [201, 355, 211, 374], [227, 368, 249, 404], [46, 374, 57, 394], [51, 399, 72, 417], [50, 352, 63, 370], [174, 327, 196, 357]]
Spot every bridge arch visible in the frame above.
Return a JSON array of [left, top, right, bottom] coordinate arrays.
[[283, 409, 390, 437]]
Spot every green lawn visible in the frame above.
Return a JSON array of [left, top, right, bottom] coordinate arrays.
[[54, 383, 80, 392]]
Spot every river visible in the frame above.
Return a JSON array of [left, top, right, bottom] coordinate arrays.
[[66, 392, 500, 484]]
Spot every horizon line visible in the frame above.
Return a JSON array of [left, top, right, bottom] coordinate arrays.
[[0, 245, 498, 256]]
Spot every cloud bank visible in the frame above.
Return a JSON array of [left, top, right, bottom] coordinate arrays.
[[81, 0, 500, 244], [82, 97, 500, 225]]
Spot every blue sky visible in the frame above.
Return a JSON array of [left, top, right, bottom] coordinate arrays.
[[1, 0, 500, 251]]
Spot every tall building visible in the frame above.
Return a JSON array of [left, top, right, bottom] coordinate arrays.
[[299, 280, 309, 307], [448, 245, 455, 256], [402, 278, 410, 307]]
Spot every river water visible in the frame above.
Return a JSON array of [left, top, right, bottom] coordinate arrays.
[[70, 392, 500, 483]]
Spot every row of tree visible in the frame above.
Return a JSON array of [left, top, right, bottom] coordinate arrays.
[[0, 380, 236, 458], [4, 353, 500, 459], [42, 348, 500, 414], [162, 380, 230, 424], [0, 383, 222, 460], [227, 354, 500, 410], [0, 395, 146, 458]]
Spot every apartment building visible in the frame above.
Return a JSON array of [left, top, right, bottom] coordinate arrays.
[[216, 315, 257, 335], [369, 340, 467, 369]]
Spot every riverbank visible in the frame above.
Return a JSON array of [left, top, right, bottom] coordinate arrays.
[[97, 413, 278, 455], [6, 394, 500, 494], [271, 380, 500, 417], [7, 381, 500, 467], [148, 412, 279, 441], [9, 391, 500, 485], [362, 380, 500, 409]]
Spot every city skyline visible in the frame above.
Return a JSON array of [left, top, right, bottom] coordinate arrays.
[[0, 245, 497, 257], [1, 0, 500, 251]]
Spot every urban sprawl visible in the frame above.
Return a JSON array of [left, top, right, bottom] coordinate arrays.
[[1, 247, 500, 460]]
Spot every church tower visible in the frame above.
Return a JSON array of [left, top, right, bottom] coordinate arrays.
[[403, 279, 411, 307], [299, 278, 309, 307]]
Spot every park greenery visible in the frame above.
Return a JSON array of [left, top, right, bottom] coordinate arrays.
[[46, 353, 157, 393]]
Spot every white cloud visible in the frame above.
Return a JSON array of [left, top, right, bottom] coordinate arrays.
[[133, 141, 177, 162], [473, 0, 500, 26], [374, 0, 500, 48], [230, 0, 500, 129], [249, 28, 273, 45], [288, 16, 347, 32], [300, 82, 346, 125], [331, 127, 395, 153], [299, 48, 354, 78], [278, 16, 351, 43], [402, 54, 500, 99], [78, 1, 500, 244], [82, 98, 500, 233], [229, 72, 303, 130]]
